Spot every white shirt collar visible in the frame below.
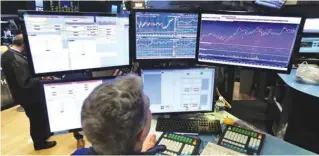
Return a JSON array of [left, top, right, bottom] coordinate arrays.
[[10, 46, 21, 53]]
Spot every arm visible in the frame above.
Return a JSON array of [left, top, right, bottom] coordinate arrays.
[[12, 59, 40, 89]]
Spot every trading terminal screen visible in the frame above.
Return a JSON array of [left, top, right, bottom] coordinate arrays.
[[135, 11, 199, 59], [23, 14, 130, 74], [198, 14, 302, 71], [142, 68, 215, 113], [300, 37, 319, 53], [43, 78, 116, 132]]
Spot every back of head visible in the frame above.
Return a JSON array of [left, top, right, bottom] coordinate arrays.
[[12, 34, 24, 46], [81, 75, 145, 154]]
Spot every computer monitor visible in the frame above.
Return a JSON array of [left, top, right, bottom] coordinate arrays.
[[255, 0, 286, 9], [42, 77, 117, 133], [198, 13, 304, 73], [299, 37, 319, 54], [303, 18, 319, 33], [141, 67, 215, 114], [19, 11, 130, 76], [133, 10, 199, 60]]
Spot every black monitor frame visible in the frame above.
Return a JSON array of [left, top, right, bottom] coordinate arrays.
[[196, 11, 306, 74], [131, 9, 201, 67], [140, 66, 217, 115], [40, 75, 117, 134], [18, 10, 132, 77]]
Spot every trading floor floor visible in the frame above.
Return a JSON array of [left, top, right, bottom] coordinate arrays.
[[1, 106, 92, 155], [1, 82, 254, 155]]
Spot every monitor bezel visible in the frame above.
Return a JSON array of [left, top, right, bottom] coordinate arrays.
[[40, 75, 117, 134], [131, 9, 201, 64], [197, 11, 306, 74], [141, 66, 217, 115], [18, 10, 132, 77]]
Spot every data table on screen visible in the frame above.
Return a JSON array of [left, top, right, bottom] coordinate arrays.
[[23, 13, 130, 74], [142, 68, 215, 113]]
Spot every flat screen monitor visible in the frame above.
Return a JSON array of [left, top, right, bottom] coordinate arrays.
[[255, 0, 286, 9], [198, 13, 303, 72], [299, 37, 319, 54], [42, 77, 117, 133], [303, 18, 319, 33], [141, 67, 215, 114], [19, 11, 130, 76], [134, 10, 199, 60]]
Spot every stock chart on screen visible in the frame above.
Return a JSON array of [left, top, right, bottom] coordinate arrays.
[[135, 12, 199, 59], [199, 14, 302, 71]]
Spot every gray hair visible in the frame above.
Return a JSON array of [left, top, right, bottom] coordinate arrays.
[[81, 75, 146, 154]]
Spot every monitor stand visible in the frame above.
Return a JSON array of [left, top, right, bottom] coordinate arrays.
[[220, 67, 235, 102]]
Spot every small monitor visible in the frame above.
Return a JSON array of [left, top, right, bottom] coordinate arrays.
[[303, 18, 319, 33], [20, 11, 130, 76], [134, 10, 199, 60], [42, 77, 117, 132], [198, 13, 303, 72], [141, 68, 215, 114], [299, 37, 319, 53], [255, 0, 286, 9]]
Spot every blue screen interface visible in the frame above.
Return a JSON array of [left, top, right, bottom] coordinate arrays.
[[198, 14, 302, 71]]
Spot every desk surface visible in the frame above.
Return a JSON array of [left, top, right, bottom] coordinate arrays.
[[278, 69, 319, 98], [150, 111, 315, 155]]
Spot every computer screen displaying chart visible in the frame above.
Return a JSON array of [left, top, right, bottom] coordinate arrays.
[[22, 12, 130, 75], [198, 14, 302, 71], [135, 11, 199, 60]]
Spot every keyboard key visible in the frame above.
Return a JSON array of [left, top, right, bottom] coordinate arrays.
[[235, 133, 240, 142], [229, 132, 234, 139], [225, 131, 230, 139]]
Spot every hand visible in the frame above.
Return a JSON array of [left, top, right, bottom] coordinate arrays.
[[42, 76, 52, 80], [142, 134, 156, 152], [112, 69, 123, 76]]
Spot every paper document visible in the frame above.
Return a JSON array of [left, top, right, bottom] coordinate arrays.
[[201, 142, 246, 155]]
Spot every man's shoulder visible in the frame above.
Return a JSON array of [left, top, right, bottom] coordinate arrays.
[[2, 49, 14, 57], [1, 49, 15, 64]]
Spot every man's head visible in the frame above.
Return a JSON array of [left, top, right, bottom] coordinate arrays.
[[81, 75, 152, 154], [11, 34, 25, 52]]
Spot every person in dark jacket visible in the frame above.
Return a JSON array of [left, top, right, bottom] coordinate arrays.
[[1, 34, 56, 150], [72, 75, 166, 155]]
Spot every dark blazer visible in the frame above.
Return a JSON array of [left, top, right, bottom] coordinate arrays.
[[1, 48, 42, 106]]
